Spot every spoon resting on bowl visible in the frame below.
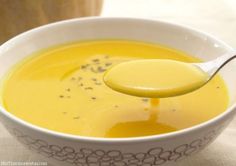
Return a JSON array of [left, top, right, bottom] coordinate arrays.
[[103, 51, 236, 98]]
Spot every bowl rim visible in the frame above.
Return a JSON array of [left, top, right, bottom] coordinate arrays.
[[0, 16, 235, 143]]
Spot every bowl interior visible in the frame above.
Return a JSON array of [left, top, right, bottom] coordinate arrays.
[[0, 17, 236, 106]]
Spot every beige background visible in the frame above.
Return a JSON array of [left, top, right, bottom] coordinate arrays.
[[1, 0, 236, 165]]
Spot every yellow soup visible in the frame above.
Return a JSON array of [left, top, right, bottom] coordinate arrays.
[[104, 59, 209, 98], [0, 40, 229, 138]]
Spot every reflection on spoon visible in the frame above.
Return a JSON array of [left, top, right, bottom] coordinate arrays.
[[103, 51, 236, 98]]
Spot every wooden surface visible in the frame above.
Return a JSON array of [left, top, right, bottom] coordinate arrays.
[[0, 0, 103, 44]]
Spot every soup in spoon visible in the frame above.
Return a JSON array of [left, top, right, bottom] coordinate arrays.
[[104, 59, 209, 98]]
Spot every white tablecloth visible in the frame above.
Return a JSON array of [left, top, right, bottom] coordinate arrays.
[[1, 0, 236, 165]]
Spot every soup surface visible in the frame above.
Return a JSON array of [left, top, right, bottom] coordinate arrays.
[[1, 40, 229, 138]]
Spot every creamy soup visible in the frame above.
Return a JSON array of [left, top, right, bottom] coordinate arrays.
[[0, 40, 229, 138], [104, 59, 209, 97]]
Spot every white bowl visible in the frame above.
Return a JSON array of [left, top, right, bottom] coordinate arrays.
[[0, 17, 236, 166]]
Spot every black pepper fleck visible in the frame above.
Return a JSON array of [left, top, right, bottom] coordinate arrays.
[[97, 66, 106, 73], [81, 65, 87, 69], [85, 87, 93, 90], [142, 98, 149, 102], [71, 77, 76, 81], [78, 77, 83, 81], [105, 62, 112, 66], [92, 59, 100, 62], [95, 82, 102, 85], [90, 67, 98, 73]]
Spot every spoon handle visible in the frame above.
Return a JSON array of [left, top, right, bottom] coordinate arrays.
[[195, 50, 236, 77]]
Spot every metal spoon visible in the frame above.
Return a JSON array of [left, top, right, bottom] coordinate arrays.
[[194, 51, 236, 80]]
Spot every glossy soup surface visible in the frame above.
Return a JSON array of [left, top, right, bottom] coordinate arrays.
[[1, 40, 229, 138], [103, 59, 209, 98]]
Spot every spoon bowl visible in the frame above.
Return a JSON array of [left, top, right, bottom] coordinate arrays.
[[104, 52, 236, 98]]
